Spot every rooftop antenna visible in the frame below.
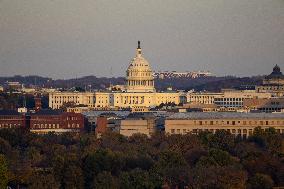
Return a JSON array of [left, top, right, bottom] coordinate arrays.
[[23, 95, 26, 108], [34, 77, 37, 88]]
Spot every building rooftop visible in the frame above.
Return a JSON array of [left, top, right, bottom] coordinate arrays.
[[167, 112, 284, 120], [265, 65, 284, 80], [83, 110, 130, 118], [0, 110, 21, 116], [126, 112, 156, 119], [31, 109, 62, 115]]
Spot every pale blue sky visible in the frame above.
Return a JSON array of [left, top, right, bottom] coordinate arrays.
[[0, 0, 283, 79]]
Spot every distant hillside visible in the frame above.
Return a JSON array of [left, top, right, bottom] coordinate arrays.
[[0, 75, 125, 90], [0, 75, 51, 87], [155, 76, 263, 92], [0, 75, 263, 92]]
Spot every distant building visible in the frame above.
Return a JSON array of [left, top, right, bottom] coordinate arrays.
[[49, 41, 187, 111], [17, 107, 28, 113], [94, 42, 187, 110], [165, 112, 284, 137], [0, 110, 26, 129], [49, 92, 95, 109], [95, 113, 121, 137], [29, 110, 85, 134], [153, 70, 212, 79], [34, 96, 42, 112], [66, 106, 90, 113], [22, 87, 36, 93], [187, 90, 271, 110], [6, 81, 22, 91], [256, 65, 284, 97], [263, 64, 284, 85], [119, 113, 157, 137], [83, 110, 130, 132], [40, 88, 57, 93], [187, 92, 223, 105], [244, 97, 284, 113], [214, 89, 271, 108]]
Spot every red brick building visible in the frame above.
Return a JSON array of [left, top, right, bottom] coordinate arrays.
[[96, 116, 108, 136], [0, 110, 26, 129], [0, 109, 86, 134], [95, 113, 121, 137], [29, 110, 85, 134]]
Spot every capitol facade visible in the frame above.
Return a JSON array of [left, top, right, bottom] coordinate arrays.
[[49, 41, 187, 110]]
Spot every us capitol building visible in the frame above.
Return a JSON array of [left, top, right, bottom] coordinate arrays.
[[49, 41, 187, 110]]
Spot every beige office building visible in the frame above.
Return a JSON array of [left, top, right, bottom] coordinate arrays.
[[119, 117, 156, 137], [165, 112, 284, 137]]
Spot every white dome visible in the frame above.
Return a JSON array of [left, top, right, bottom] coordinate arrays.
[[128, 56, 151, 70], [125, 41, 155, 92]]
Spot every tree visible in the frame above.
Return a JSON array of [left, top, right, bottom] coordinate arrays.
[[193, 165, 247, 189], [93, 171, 118, 189], [83, 149, 124, 189], [250, 127, 283, 154], [202, 130, 235, 152], [27, 171, 60, 189], [0, 137, 12, 155], [0, 154, 8, 189], [152, 151, 188, 188], [62, 163, 84, 189], [119, 168, 155, 189], [196, 148, 235, 167], [247, 173, 274, 189]]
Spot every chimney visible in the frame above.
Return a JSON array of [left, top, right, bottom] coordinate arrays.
[[34, 97, 42, 112]]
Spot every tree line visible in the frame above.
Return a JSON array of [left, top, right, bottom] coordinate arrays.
[[0, 127, 283, 189]]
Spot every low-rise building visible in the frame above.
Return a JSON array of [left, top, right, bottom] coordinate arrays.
[[165, 112, 284, 137], [49, 92, 95, 109], [244, 97, 284, 113], [187, 92, 223, 104], [66, 106, 91, 113], [22, 87, 36, 93], [214, 89, 271, 108], [0, 110, 26, 129], [119, 113, 157, 137], [6, 81, 22, 91], [29, 110, 85, 134], [95, 113, 121, 137]]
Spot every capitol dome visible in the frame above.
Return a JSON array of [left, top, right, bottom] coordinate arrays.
[[126, 41, 155, 92]]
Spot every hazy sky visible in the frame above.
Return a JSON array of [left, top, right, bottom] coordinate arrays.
[[0, 0, 283, 79]]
